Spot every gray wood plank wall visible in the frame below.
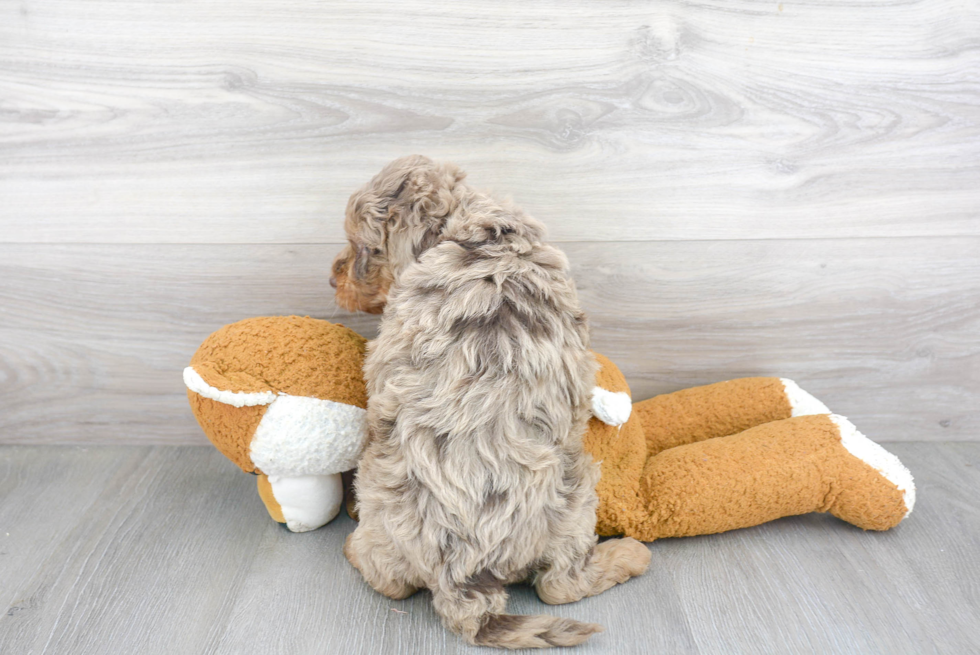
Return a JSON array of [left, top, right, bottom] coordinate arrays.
[[1, 1, 978, 444]]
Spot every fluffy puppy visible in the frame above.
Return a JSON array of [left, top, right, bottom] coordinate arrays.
[[333, 156, 650, 649]]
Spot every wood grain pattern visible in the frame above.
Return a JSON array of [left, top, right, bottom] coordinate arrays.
[[0, 238, 976, 444], [0, 443, 978, 654], [0, 447, 273, 654], [1, 0, 978, 242], [1, 2, 976, 651]]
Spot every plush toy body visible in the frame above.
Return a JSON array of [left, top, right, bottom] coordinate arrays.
[[586, 354, 914, 541], [185, 317, 915, 540], [184, 316, 368, 532]]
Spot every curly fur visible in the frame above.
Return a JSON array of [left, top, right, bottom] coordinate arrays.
[[334, 156, 650, 649]]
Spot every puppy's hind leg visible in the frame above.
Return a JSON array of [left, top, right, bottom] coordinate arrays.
[[344, 526, 419, 600], [535, 537, 651, 606], [431, 572, 603, 649]]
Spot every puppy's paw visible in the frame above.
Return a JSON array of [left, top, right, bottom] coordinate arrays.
[[595, 537, 651, 582], [343, 532, 361, 570], [616, 537, 652, 577]]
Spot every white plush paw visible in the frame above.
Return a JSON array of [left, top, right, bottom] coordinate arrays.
[[829, 414, 916, 515], [268, 473, 344, 532]]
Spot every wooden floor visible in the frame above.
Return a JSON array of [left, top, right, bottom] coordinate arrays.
[[1, 443, 977, 654]]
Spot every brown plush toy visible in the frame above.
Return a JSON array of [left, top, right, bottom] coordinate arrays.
[[184, 316, 368, 532], [185, 317, 915, 540], [586, 353, 915, 541]]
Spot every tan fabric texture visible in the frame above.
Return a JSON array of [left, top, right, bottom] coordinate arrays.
[[189, 316, 368, 408], [632, 414, 907, 540], [586, 352, 644, 535], [592, 352, 630, 395], [586, 413, 647, 537], [187, 391, 268, 473], [632, 377, 793, 456], [585, 359, 907, 541], [186, 316, 369, 474], [585, 365, 798, 536], [256, 474, 286, 523]]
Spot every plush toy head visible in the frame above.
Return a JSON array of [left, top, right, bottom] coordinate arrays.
[[184, 316, 368, 531]]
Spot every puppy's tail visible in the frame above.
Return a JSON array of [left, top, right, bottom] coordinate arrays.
[[474, 613, 604, 649], [433, 576, 603, 649]]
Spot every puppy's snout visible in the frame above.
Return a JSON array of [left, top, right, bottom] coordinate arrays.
[[330, 252, 348, 289]]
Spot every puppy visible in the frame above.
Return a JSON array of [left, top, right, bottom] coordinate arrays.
[[332, 156, 650, 649]]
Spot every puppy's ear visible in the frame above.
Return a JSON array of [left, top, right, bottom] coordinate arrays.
[[353, 244, 371, 280], [397, 161, 466, 224], [413, 227, 443, 260], [390, 178, 409, 203]]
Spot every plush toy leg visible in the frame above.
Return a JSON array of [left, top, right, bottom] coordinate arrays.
[[626, 414, 914, 542], [255, 473, 344, 532], [633, 377, 829, 456]]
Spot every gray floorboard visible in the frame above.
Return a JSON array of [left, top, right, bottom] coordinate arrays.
[[0, 443, 977, 654]]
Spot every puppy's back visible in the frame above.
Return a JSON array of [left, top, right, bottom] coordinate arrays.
[[361, 198, 601, 647]]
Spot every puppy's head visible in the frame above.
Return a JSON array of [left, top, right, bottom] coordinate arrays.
[[331, 155, 466, 313]]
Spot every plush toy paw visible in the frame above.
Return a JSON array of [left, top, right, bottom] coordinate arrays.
[[258, 473, 345, 532], [823, 414, 915, 527]]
